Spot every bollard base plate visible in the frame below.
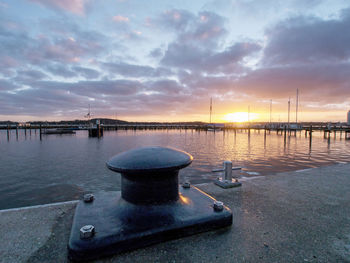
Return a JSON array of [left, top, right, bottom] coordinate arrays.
[[214, 179, 242, 189], [68, 186, 232, 261]]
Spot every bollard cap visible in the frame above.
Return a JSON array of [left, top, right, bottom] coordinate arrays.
[[106, 146, 193, 175]]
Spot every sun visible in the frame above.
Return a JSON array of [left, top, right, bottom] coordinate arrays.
[[223, 112, 259, 123]]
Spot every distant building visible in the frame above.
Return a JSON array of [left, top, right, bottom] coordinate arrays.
[[348, 111, 350, 125]]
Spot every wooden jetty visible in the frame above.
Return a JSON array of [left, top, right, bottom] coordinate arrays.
[[1, 122, 350, 141], [42, 129, 76, 135]]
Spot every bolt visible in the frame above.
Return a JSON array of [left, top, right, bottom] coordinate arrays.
[[213, 200, 224, 212], [182, 182, 191, 188], [83, 193, 94, 203], [80, 225, 95, 239]]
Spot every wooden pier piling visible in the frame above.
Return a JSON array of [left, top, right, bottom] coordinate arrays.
[[309, 126, 313, 148]]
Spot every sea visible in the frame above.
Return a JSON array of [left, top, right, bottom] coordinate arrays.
[[0, 128, 349, 210]]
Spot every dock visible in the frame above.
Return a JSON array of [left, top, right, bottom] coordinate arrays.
[[2, 122, 350, 142], [1, 163, 350, 262]]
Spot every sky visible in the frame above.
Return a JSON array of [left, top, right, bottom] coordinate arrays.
[[0, 0, 350, 123]]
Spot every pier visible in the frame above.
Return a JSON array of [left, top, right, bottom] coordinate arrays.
[[1, 163, 350, 262], [2, 122, 350, 141]]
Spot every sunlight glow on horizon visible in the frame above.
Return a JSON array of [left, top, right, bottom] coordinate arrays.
[[222, 112, 260, 123]]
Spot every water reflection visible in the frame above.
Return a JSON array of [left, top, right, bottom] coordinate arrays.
[[0, 129, 350, 209]]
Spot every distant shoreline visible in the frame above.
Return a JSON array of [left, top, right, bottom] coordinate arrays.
[[0, 118, 348, 126]]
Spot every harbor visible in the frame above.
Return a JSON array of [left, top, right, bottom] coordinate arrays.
[[2, 0, 350, 261], [1, 128, 350, 210], [1, 162, 350, 262]]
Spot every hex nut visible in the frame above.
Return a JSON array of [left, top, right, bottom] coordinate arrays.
[[182, 182, 191, 189], [213, 201, 224, 212], [80, 225, 95, 239], [83, 193, 94, 203]]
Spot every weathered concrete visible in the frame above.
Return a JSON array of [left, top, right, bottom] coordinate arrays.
[[1, 163, 350, 263], [0, 201, 77, 263]]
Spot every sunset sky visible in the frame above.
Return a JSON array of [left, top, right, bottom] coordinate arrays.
[[0, 0, 350, 122]]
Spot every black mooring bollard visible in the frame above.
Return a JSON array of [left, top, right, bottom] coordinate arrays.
[[68, 146, 232, 261]]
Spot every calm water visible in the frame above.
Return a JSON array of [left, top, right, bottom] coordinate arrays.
[[1, 129, 349, 210]]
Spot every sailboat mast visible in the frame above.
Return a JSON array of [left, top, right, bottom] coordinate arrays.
[[248, 105, 250, 123], [87, 104, 91, 121], [209, 98, 212, 124], [270, 99, 272, 123], [288, 97, 290, 125], [296, 89, 299, 123]]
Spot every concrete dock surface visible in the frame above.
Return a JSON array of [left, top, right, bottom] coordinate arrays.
[[1, 163, 350, 263]]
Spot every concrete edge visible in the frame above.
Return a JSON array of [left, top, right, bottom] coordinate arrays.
[[0, 200, 79, 213]]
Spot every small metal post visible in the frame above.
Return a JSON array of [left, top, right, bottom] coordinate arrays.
[[213, 161, 242, 188], [309, 125, 312, 148], [7, 124, 10, 141], [224, 161, 232, 181]]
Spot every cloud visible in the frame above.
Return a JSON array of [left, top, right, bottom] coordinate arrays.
[[72, 66, 100, 79], [145, 79, 185, 95], [32, 79, 142, 98], [112, 15, 129, 22], [29, 0, 88, 15], [236, 62, 350, 102], [157, 9, 227, 49], [102, 62, 173, 78], [156, 8, 260, 74], [44, 64, 76, 78], [161, 41, 261, 73], [158, 9, 195, 31], [263, 8, 350, 65], [16, 69, 48, 81], [2, 3, 350, 120], [0, 79, 18, 91], [149, 47, 164, 59], [0, 18, 107, 69], [0, 78, 191, 117]]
